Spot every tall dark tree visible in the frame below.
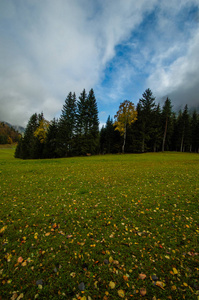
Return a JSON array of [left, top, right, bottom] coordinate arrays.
[[86, 88, 99, 154], [151, 104, 162, 152], [75, 89, 88, 155], [100, 116, 121, 154], [75, 89, 99, 155], [58, 92, 77, 156], [190, 110, 199, 153], [137, 88, 156, 152], [43, 118, 59, 158], [104, 116, 114, 153], [161, 97, 173, 151], [180, 105, 191, 152], [15, 113, 43, 159]]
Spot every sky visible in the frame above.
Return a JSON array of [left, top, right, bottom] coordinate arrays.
[[0, 0, 199, 127]]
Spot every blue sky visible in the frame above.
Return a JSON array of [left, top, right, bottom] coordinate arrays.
[[0, 0, 199, 127]]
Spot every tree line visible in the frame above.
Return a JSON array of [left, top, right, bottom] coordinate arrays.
[[15, 88, 199, 159], [101, 89, 199, 154], [0, 122, 21, 144], [15, 89, 99, 159]]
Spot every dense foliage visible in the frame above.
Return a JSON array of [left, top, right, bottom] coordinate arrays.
[[15, 89, 99, 159], [0, 122, 21, 144], [15, 88, 199, 159], [101, 89, 199, 154]]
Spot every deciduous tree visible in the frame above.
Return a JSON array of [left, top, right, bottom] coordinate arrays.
[[114, 100, 137, 153]]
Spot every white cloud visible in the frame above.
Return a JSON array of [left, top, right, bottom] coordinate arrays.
[[147, 26, 199, 108], [0, 0, 157, 125], [0, 0, 199, 126]]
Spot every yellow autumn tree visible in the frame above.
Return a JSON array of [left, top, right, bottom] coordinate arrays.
[[34, 119, 49, 143], [114, 100, 137, 153]]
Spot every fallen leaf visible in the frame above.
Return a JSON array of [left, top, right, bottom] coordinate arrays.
[[173, 267, 178, 275], [155, 281, 165, 289], [11, 293, 18, 300], [18, 257, 23, 263], [117, 289, 125, 297], [109, 256, 113, 263], [109, 281, 116, 289], [139, 273, 146, 280], [21, 261, 27, 267], [16, 293, 24, 300], [140, 287, 147, 296]]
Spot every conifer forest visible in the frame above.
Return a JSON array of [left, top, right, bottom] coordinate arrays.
[[15, 88, 199, 159]]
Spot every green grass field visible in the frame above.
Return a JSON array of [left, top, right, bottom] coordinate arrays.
[[0, 149, 199, 299]]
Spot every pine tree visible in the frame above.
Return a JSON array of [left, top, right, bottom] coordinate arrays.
[[86, 88, 99, 154], [191, 111, 199, 153], [100, 116, 120, 154], [43, 118, 59, 158], [75, 89, 88, 155], [75, 89, 99, 155], [161, 97, 173, 151], [181, 105, 191, 152], [58, 92, 77, 156], [137, 89, 156, 152], [151, 104, 162, 152], [105, 116, 114, 153], [15, 113, 42, 159]]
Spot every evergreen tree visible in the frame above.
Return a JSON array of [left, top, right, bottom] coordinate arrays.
[[137, 89, 156, 152], [75, 89, 99, 155], [151, 104, 162, 152], [105, 116, 115, 153], [75, 89, 88, 155], [15, 113, 47, 159], [86, 89, 99, 154], [181, 105, 191, 152], [58, 92, 77, 156], [100, 116, 120, 154], [15, 113, 38, 159], [161, 97, 173, 151], [191, 111, 199, 153], [43, 118, 59, 158]]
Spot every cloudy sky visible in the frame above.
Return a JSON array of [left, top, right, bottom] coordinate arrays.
[[0, 0, 199, 127]]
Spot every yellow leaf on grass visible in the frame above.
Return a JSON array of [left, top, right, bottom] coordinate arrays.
[[156, 281, 165, 289], [109, 256, 113, 263], [0, 226, 7, 233], [109, 281, 116, 289], [173, 267, 178, 274], [171, 285, 177, 291], [45, 232, 51, 236], [21, 261, 27, 267], [117, 289, 125, 297]]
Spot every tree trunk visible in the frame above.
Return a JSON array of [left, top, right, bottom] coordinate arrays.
[[162, 117, 168, 152], [180, 128, 184, 152]]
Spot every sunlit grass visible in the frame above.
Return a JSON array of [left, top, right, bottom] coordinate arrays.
[[0, 150, 199, 299]]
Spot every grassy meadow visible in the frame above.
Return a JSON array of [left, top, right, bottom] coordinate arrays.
[[0, 149, 199, 299]]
